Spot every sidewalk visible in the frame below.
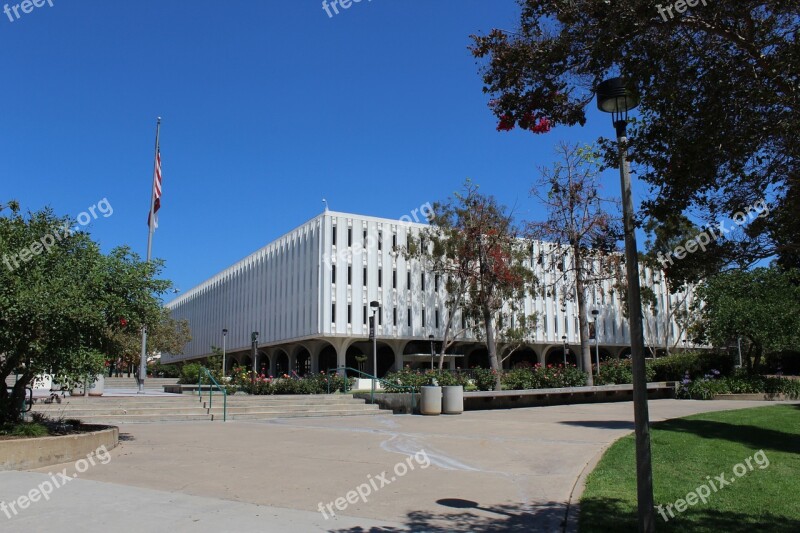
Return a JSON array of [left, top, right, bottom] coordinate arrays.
[[0, 471, 405, 532], [5, 399, 794, 532]]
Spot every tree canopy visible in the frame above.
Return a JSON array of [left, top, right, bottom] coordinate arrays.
[[694, 267, 800, 370], [408, 181, 537, 389], [0, 201, 176, 423], [471, 0, 799, 269]]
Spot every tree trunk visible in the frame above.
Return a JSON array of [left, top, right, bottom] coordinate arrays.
[[483, 304, 502, 391], [664, 278, 671, 356], [574, 246, 594, 386], [439, 291, 464, 371]]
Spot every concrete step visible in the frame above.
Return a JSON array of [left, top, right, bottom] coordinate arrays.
[[209, 397, 373, 406], [220, 409, 390, 421], [71, 413, 213, 424], [29, 391, 390, 423], [33, 407, 213, 417], [35, 400, 202, 408], [209, 403, 382, 415]]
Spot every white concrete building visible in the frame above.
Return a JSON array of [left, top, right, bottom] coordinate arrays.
[[163, 210, 694, 377]]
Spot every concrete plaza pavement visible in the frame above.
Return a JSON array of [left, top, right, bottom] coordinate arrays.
[[2, 398, 794, 532]]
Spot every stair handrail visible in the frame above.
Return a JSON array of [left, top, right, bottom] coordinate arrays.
[[326, 366, 415, 409], [197, 367, 227, 422]]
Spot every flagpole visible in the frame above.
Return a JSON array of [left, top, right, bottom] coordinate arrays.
[[138, 116, 161, 394]]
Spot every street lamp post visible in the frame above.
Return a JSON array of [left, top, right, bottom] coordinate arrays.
[[370, 301, 380, 386], [222, 328, 228, 378], [592, 309, 600, 376], [597, 76, 655, 532], [251, 331, 259, 375], [561, 335, 568, 366], [429, 334, 435, 371]]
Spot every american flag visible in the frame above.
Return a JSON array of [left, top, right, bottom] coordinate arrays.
[[148, 149, 162, 229]]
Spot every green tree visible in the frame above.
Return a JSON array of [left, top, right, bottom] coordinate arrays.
[[528, 143, 622, 384], [470, 1, 798, 269], [0, 202, 172, 424], [408, 181, 537, 389], [107, 307, 191, 375], [694, 267, 800, 371]]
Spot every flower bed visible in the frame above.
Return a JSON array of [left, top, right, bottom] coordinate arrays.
[[383, 365, 587, 393], [224, 370, 355, 395]]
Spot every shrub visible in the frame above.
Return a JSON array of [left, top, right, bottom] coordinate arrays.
[[435, 371, 472, 388], [233, 371, 354, 395], [471, 368, 498, 391], [150, 361, 180, 378], [650, 351, 735, 381], [595, 359, 656, 385], [677, 369, 800, 400], [178, 363, 204, 384], [383, 368, 436, 393], [764, 350, 800, 375], [595, 359, 634, 385], [10, 422, 49, 437]]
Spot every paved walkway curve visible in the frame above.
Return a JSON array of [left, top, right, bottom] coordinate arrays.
[[2, 399, 794, 532]]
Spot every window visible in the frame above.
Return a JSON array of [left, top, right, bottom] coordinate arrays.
[[392, 233, 397, 248], [378, 269, 383, 288], [435, 274, 440, 291], [363, 229, 367, 246], [348, 228, 352, 246], [378, 231, 383, 251], [347, 305, 352, 324], [363, 267, 367, 287], [392, 270, 397, 289], [435, 310, 440, 329], [331, 303, 336, 322], [332, 225, 337, 246], [407, 271, 411, 289], [407, 308, 412, 327], [331, 265, 336, 285], [422, 309, 426, 327], [421, 273, 425, 290], [378, 309, 383, 326], [363, 305, 367, 325], [347, 266, 352, 285], [393, 308, 397, 326]]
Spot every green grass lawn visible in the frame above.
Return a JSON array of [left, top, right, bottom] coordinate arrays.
[[579, 404, 800, 532]]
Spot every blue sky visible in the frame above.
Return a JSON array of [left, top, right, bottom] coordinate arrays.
[[2, 0, 634, 299]]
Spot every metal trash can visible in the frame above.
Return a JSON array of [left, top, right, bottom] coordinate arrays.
[[442, 386, 464, 414], [420, 386, 442, 415]]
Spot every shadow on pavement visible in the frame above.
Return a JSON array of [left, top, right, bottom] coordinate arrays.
[[559, 420, 635, 430], [327, 500, 567, 532]]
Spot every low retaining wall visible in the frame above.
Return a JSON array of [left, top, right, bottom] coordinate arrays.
[[163, 384, 218, 394], [353, 392, 417, 414], [357, 382, 676, 414], [463, 382, 676, 410], [0, 426, 119, 472], [713, 393, 793, 401]]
